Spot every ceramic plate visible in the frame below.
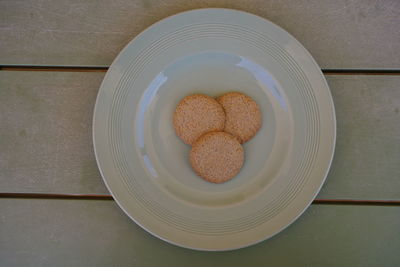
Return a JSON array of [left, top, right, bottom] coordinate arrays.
[[93, 8, 336, 251]]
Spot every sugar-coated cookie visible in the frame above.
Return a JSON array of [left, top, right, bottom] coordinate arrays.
[[217, 92, 261, 143], [173, 94, 225, 145], [190, 132, 244, 183]]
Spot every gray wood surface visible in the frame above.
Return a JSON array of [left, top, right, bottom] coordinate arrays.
[[318, 75, 400, 200], [1, 72, 399, 199], [1, 0, 399, 68], [1, 199, 399, 266], [0, 72, 108, 194]]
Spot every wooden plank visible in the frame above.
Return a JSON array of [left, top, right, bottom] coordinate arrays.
[[0, 0, 399, 68], [0, 72, 108, 194], [1, 199, 399, 266], [0, 72, 399, 200], [318, 76, 400, 200]]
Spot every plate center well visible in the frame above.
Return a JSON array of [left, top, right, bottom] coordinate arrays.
[[134, 52, 292, 207]]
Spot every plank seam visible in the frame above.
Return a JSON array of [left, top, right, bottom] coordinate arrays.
[[1, 193, 399, 206], [1, 65, 400, 75]]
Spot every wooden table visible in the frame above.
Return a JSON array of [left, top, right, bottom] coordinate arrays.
[[1, 1, 399, 266]]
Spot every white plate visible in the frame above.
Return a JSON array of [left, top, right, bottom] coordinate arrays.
[[93, 8, 336, 251]]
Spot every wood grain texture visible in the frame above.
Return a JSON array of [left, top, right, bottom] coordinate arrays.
[[318, 76, 400, 200], [1, 199, 399, 266], [0, 72, 399, 200], [0, 72, 108, 194], [0, 0, 399, 68]]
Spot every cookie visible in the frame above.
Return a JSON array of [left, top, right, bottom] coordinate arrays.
[[173, 94, 225, 145], [190, 132, 244, 183], [217, 92, 262, 143]]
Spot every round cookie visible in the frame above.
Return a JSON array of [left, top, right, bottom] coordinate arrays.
[[190, 132, 244, 183], [217, 92, 262, 143], [173, 94, 225, 145]]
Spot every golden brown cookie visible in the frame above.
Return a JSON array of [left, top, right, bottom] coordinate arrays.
[[217, 92, 262, 143], [173, 94, 225, 145], [190, 132, 244, 183]]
